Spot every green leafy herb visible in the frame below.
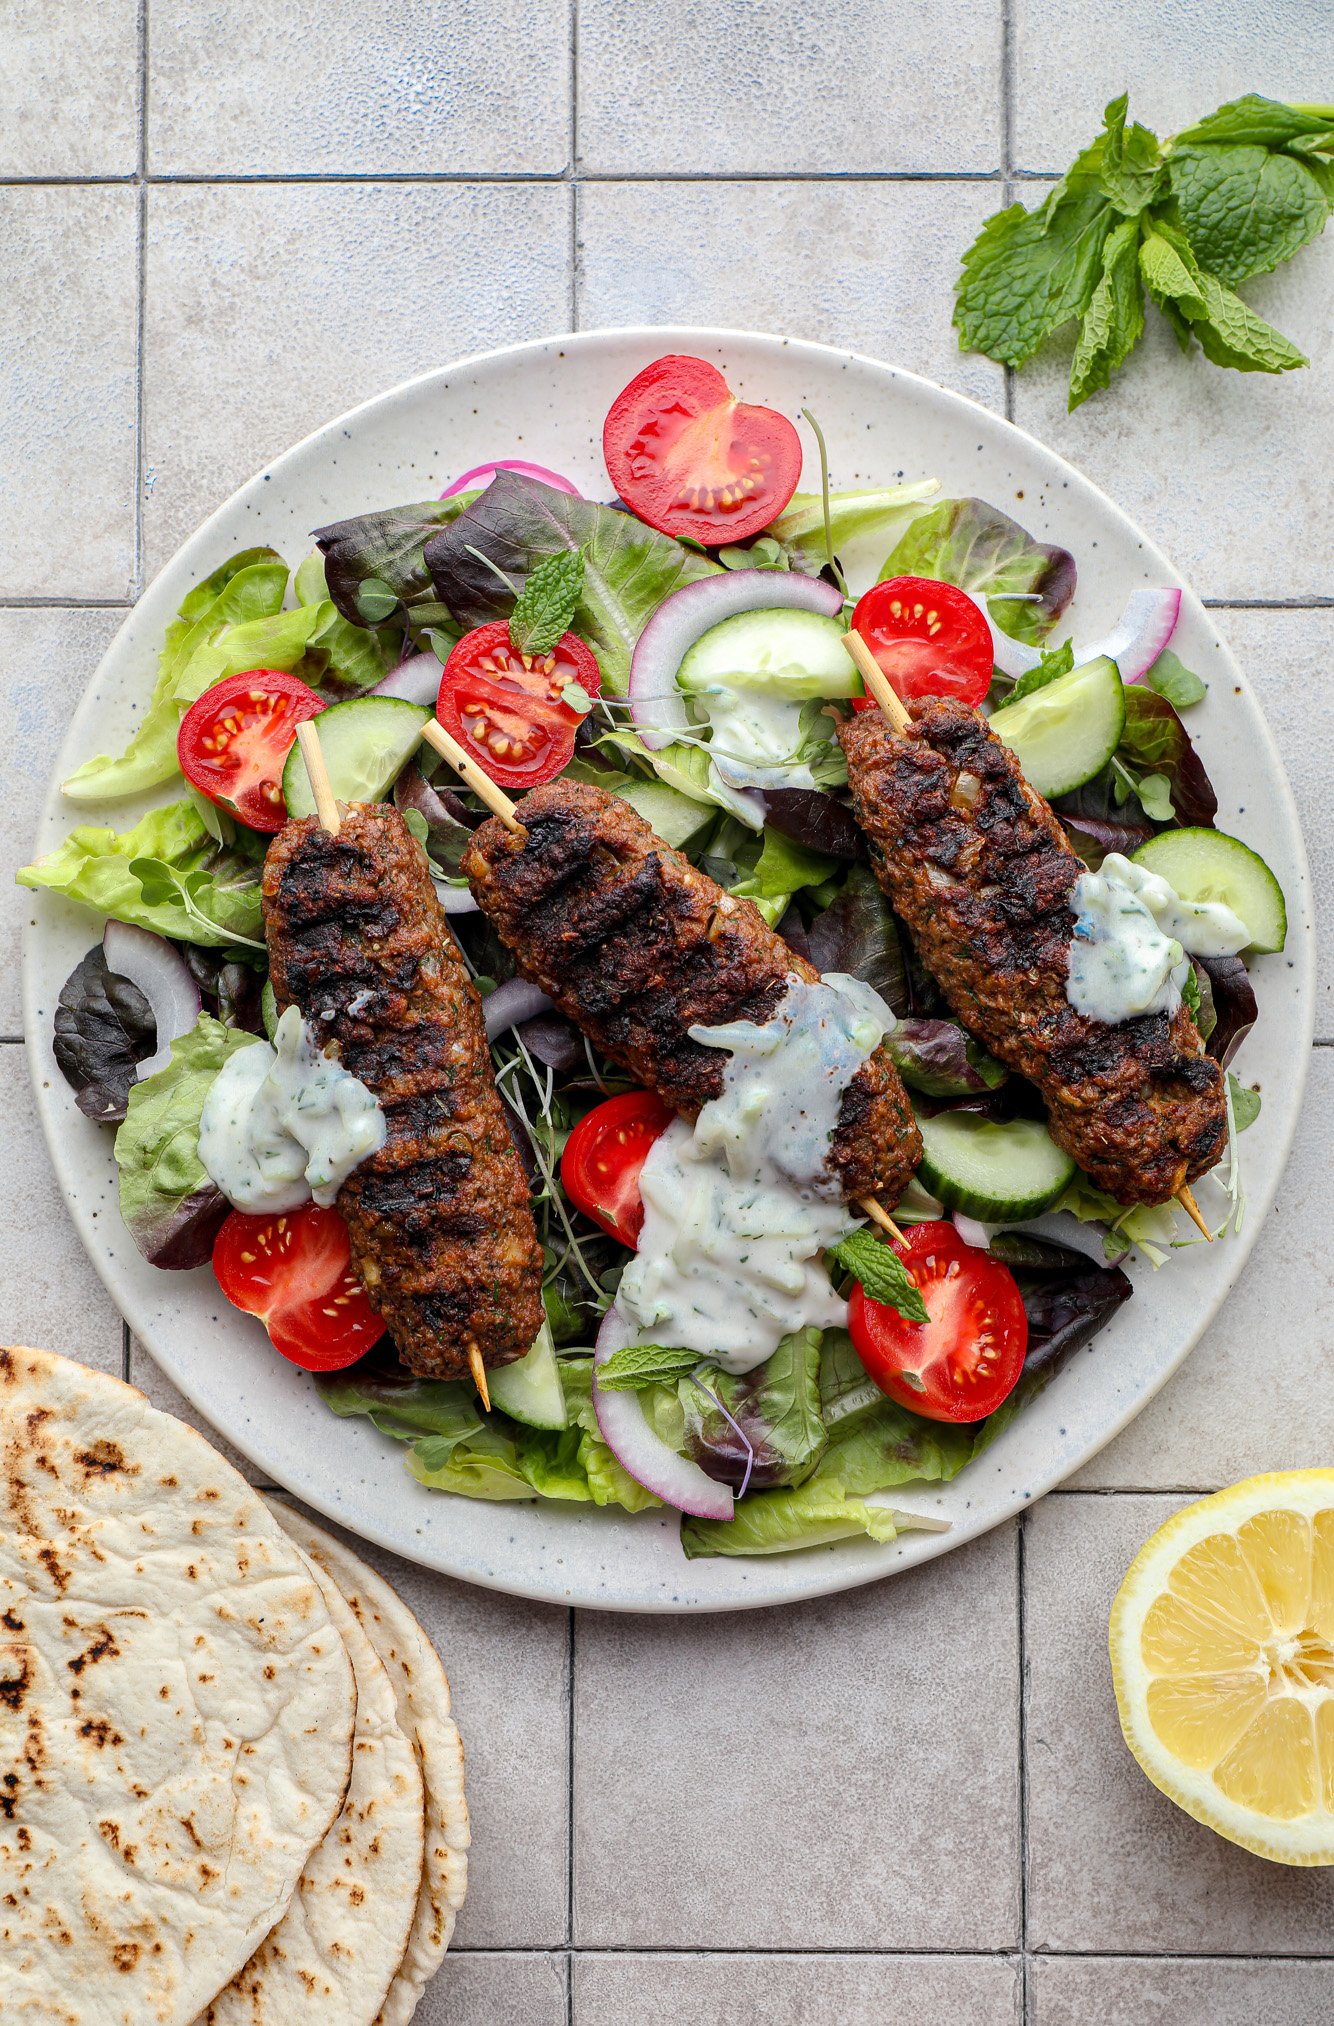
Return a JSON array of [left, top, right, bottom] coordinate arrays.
[[355, 576, 400, 624], [1228, 1073, 1263, 1133], [1008, 638, 1076, 703], [828, 1229, 929, 1324], [1181, 963, 1202, 1021], [1145, 646, 1207, 708], [1134, 771, 1175, 822], [955, 92, 1330, 406], [114, 1014, 257, 1269], [880, 496, 1076, 645], [596, 1343, 703, 1392], [560, 680, 595, 715], [510, 546, 586, 656]]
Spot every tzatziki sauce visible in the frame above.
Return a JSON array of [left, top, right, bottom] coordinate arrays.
[[1066, 851, 1248, 1027], [614, 973, 891, 1375], [198, 1005, 386, 1215]]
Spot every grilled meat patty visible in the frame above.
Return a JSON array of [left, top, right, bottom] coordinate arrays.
[[462, 778, 922, 1207], [263, 801, 544, 1379], [839, 698, 1227, 1206]]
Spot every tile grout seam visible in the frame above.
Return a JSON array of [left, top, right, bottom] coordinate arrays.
[[131, 0, 149, 602]]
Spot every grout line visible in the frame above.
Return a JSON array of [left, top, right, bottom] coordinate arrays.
[[566, 1608, 576, 1962], [0, 597, 137, 610], [1202, 597, 1334, 611], [132, 0, 149, 601], [445, 1943, 1334, 1963], [1017, 1517, 1032, 2024], [999, 0, 1015, 429], [121, 1319, 132, 1385], [0, 168, 1012, 189]]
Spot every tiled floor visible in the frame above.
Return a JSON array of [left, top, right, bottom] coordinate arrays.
[[4, 3, 1334, 2020]]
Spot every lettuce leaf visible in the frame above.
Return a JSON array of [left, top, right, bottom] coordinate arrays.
[[763, 481, 940, 570], [114, 1012, 257, 1268], [423, 470, 720, 694], [18, 800, 265, 948], [313, 496, 479, 628], [879, 496, 1076, 643]]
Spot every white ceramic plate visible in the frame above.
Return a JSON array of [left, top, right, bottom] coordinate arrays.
[[22, 328, 1313, 1612]]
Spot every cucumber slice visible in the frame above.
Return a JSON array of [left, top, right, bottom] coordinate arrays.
[[1131, 827, 1286, 955], [281, 695, 430, 818], [915, 1111, 1076, 1222], [487, 1321, 567, 1430], [989, 655, 1126, 798], [676, 608, 859, 699]]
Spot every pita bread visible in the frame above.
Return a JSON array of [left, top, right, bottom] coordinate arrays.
[[266, 1503, 469, 2026], [0, 1347, 356, 2026], [202, 1545, 425, 2025]]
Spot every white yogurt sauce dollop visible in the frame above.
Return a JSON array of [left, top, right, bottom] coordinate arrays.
[[1066, 852, 1248, 1027], [198, 1005, 386, 1215], [615, 973, 890, 1375]]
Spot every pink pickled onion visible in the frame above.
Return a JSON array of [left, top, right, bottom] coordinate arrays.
[[441, 459, 580, 500]]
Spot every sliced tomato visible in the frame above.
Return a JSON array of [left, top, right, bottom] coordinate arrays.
[[603, 355, 802, 546], [560, 1090, 675, 1247], [850, 577, 994, 709], [437, 672, 576, 792], [213, 1204, 384, 1371], [442, 619, 601, 720], [848, 1219, 1027, 1422], [178, 670, 325, 832]]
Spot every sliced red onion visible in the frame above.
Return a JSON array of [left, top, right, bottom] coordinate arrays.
[[434, 880, 481, 915], [441, 459, 580, 500], [1080, 587, 1181, 684], [984, 612, 1044, 679], [483, 976, 555, 1040], [593, 1308, 735, 1520], [103, 921, 201, 1081], [371, 650, 443, 706], [627, 569, 844, 754], [952, 1207, 1129, 1267]]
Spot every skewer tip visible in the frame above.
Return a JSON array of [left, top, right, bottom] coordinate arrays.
[[296, 718, 341, 836], [1176, 1186, 1213, 1241], [420, 718, 525, 834], [467, 1343, 491, 1411], [842, 631, 912, 733], [859, 1196, 907, 1247]]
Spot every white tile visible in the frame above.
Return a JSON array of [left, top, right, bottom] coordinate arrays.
[[1011, 0, 1334, 171], [276, 1501, 571, 1949], [414, 1951, 567, 2026], [1223, 609, 1334, 1039], [573, 1526, 1020, 1949], [149, 0, 570, 176], [0, 0, 140, 176], [0, 1046, 123, 1376], [577, 181, 1006, 412], [577, 0, 1002, 173], [1025, 1493, 1334, 1952], [1071, 1052, 1333, 1490], [1008, 229, 1334, 603], [1032, 1954, 1334, 2026], [0, 188, 138, 598], [2, 610, 123, 1037], [574, 1952, 1022, 2025], [142, 182, 572, 576]]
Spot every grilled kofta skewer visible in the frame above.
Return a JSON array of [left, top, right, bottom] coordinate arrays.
[[263, 800, 545, 1381], [839, 696, 1227, 1208], [462, 777, 922, 1209]]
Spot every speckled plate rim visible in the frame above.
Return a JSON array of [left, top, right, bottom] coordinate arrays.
[[21, 326, 1314, 1612]]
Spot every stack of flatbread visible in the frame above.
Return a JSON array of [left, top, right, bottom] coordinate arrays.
[[0, 1347, 469, 2024]]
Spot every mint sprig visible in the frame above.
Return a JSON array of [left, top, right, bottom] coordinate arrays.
[[597, 1342, 703, 1392], [828, 1229, 929, 1324], [510, 546, 585, 657], [955, 93, 1332, 408]]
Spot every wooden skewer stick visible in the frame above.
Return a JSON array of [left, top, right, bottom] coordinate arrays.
[[860, 1196, 907, 1247], [467, 1343, 491, 1411], [296, 719, 341, 836], [1176, 1185, 1213, 1241], [843, 630, 912, 733], [420, 718, 526, 834]]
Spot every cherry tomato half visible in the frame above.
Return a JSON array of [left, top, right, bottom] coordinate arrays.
[[213, 1203, 384, 1371], [603, 354, 802, 547], [560, 1090, 675, 1248], [177, 670, 325, 833], [442, 619, 601, 718], [850, 577, 994, 710], [848, 1219, 1027, 1422], [437, 674, 576, 793]]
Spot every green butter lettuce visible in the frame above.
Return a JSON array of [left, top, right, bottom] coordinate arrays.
[[879, 495, 1076, 644], [114, 1013, 257, 1268], [17, 799, 265, 947], [729, 827, 841, 928], [762, 481, 940, 570]]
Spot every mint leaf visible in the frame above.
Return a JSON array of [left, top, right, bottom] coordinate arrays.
[[1189, 268, 1308, 374], [1139, 223, 1209, 316], [828, 1229, 929, 1325], [1228, 1072, 1262, 1133], [510, 547, 585, 657], [597, 1343, 702, 1392], [1100, 94, 1164, 215], [1009, 638, 1076, 702], [1145, 646, 1206, 709], [954, 139, 1115, 368], [1069, 213, 1146, 408], [1167, 144, 1330, 286], [1174, 95, 1334, 148]]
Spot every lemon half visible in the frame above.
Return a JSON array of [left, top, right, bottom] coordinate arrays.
[[1110, 1472, 1334, 1865]]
